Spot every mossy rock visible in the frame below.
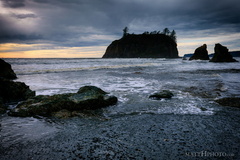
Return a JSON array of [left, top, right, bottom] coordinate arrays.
[[9, 86, 118, 117]]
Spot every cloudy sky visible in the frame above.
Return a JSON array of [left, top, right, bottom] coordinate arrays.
[[0, 0, 239, 58]]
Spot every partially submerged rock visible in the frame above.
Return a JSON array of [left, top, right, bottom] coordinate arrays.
[[9, 86, 118, 117], [0, 78, 35, 104], [189, 44, 209, 60], [149, 90, 174, 100], [0, 59, 17, 79], [0, 98, 7, 114], [215, 97, 240, 108], [210, 43, 238, 62]]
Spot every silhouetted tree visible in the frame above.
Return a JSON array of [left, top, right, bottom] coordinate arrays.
[[163, 28, 170, 35], [170, 30, 177, 43], [150, 31, 157, 34], [123, 27, 129, 37]]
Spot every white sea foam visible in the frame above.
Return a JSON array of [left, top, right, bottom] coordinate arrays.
[[5, 58, 240, 115]]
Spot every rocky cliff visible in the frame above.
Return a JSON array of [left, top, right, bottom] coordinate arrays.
[[102, 34, 178, 58]]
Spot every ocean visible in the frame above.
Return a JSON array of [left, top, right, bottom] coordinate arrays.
[[1, 58, 240, 159]]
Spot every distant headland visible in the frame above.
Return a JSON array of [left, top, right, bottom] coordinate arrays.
[[102, 27, 179, 58]]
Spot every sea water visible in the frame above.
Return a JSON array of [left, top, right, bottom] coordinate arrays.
[[6, 58, 240, 115], [1, 58, 240, 159]]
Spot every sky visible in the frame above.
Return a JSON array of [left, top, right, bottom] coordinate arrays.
[[0, 0, 240, 58]]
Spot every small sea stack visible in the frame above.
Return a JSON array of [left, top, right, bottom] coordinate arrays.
[[189, 44, 209, 60], [210, 43, 238, 62]]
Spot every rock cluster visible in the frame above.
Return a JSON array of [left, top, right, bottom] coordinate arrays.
[[0, 59, 35, 113], [189, 44, 209, 60], [210, 43, 238, 62], [9, 86, 118, 117], [187, 43, 238, 62]]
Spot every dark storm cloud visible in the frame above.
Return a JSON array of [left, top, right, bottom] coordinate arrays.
[[2, 0, 25, 8], [0, 14, 41, 43], [1, 0, 240, 48], [11, 13, 37, 19], [34, 0, 240, 31]]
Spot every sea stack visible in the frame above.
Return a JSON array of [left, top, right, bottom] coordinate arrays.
[[189, 44, 209, 60], [210, 43, 238, 62], [102, 34, 178, 58]]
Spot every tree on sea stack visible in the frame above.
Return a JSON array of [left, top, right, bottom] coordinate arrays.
[[123, 26, 129, 37], [170, 30, 177, 43], [163, 28, 170, 35]]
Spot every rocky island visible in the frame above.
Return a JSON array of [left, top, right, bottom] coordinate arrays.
[[189, 44, 209, 60], [102, 28, 179, 58], [210, 43, 238, 62]]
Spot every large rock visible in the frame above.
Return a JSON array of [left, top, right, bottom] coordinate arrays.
[[149, 90, 174, 100], [0, 59, 35, 114], [215, 97, 240, 108], [0, 97, 7, 114], [8, 86, 118, 117], [102, 34, 178, 58], [0, 59, 17, 79], [210, 43, 238, 62], [0, 78, 35, 104], [189, 44, 209, 60]]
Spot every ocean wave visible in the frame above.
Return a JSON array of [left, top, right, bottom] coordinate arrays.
[[15, 63, 159, 75]]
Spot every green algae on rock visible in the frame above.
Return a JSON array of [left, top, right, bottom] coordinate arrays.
[[9, 86, 118, 117]]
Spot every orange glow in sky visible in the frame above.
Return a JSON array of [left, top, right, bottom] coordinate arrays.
[[0, 43, 106, 58], [1, 31, 240, 58]]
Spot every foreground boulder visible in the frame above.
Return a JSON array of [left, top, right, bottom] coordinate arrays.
[[149, 90, 174, 100], [0, 59, 17, 79], [215, 97, 240, 108], [210, 43, 238, 62], [0, 78, 35, 104], [0, 59, 36, 114], [189, 44, 209, 60], [9, 86, 118, 117]]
